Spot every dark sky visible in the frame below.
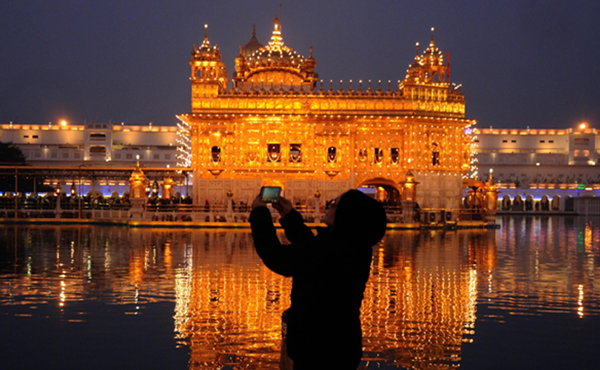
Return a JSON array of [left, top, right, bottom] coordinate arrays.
[[1, 0, 599, 129]]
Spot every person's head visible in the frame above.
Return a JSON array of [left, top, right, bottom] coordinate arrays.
[[328, 189, 387, 248]]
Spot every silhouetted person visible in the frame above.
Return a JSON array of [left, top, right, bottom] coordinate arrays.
[[250, 189, 387, 369], [413, 202, 421, 223]]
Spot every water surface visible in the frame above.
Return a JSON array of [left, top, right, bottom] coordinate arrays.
[[1, 217, 599, 369]]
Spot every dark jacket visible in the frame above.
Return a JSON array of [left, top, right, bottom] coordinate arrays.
[[250, 207, 373, 365]]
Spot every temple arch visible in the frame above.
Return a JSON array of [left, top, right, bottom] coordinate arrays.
[[551, 195, 561, 211], [358, 178, 402, 208]]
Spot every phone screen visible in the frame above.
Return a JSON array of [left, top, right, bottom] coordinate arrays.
[[261, 186, 281, 203]]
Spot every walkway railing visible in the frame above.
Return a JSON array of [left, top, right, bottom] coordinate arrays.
[[0, 198, 491, 225]]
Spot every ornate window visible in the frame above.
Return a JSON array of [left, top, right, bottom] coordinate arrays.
[[327, 147, 337, 163], [374, 148, 384, 164], [290, 144, 302, 163], [359, 148, 368, 162], [432, 142, 440, 165], [211, 146, 221, 163], [268, 143, 281, 162], [391, 148, 399, 164]]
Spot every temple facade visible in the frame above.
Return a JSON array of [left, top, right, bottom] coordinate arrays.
[[179, 19, 475, 209]]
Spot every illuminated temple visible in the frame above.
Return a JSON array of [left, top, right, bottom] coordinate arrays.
[[178, 19, 475, 209]]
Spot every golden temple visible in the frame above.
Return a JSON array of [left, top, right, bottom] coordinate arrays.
[[179, 20, 475, 210]]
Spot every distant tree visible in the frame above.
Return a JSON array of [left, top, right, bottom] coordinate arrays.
[[0, 142, 26, 165], [0, 141, 53, 193]]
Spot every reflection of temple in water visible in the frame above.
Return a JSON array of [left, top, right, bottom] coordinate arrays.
[[172, 231, 292, 368], [358, 230, 495, 369], [167, 229, 498, 369], [2, 223, 599, 369]]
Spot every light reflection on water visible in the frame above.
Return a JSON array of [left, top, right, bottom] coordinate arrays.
[[0, 216, 599, 369]]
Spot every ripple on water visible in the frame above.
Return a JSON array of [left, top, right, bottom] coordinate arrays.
[[0, 222, 599, 370]]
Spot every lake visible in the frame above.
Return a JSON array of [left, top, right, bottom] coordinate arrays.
[[1, 216, 599, 369]]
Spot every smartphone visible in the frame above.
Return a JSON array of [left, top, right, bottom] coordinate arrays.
[[260, 186, 282, 203]]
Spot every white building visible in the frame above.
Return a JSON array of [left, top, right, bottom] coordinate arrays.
[[473, 124, 600, 213], [0, 121, 180, 167], [0, 121, 184, 197], [3, 120, 600, 214]]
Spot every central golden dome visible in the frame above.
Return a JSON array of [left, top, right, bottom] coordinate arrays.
[[232, 17, 318, 92], [247, 17, 304, 68]]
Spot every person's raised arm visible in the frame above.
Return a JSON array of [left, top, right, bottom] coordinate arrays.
[[273, 196, 314, 244], [250, 195, 296, 276]]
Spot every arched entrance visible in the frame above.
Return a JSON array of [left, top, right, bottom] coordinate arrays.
[[525, 194, 534, 211], [551, 195, 560, 211], [502, 195, 512, 210], [541, 195, 550, 211], [513, 195, 524, 211], [358, 178, 402, 210]]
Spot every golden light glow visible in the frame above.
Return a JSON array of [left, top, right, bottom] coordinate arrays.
[[6, 224, 600, 368], [182, 22, 475, 208]]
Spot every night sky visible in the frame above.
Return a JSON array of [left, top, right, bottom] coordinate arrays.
[[1, 0, 599, 130]]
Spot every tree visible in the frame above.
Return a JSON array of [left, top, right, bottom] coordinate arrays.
[[0, 142, 53, 193], [0, 142, 26, 165]]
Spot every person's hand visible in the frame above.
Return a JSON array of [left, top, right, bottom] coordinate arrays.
[[252, 194, 267, 210], [272, 196, 293, 218]]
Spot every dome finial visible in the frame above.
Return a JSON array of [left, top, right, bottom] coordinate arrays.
[[199, 24, 211, 48], [415, 42, 420, 58], [269, 16, 284, 48], [252, 22, 256, 36], [431, 27, 435, 42]]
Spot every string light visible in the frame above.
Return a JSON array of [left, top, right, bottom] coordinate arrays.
[[176, 116, 192, 169]]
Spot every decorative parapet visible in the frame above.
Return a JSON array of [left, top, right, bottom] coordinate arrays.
[[191, 93, 466, 118]]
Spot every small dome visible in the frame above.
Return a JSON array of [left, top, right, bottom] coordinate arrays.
[[193, 24, 222, 61], [403, 28, 448, 84], [241, 23, 263, 58], [305, 46, 316, 71], [420, 28, 444, 66], [421, 43, 443, 66]]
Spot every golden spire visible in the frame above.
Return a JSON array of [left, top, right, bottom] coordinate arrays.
[[201, 24, 210, 48], [269, 16, 284, 49]]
